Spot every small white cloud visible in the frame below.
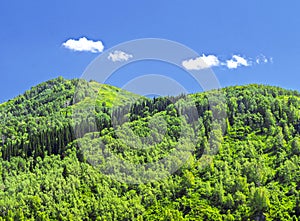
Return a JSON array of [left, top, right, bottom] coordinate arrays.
[[226, 55, 250, 69], [62, 37, 104, 53], [182, 54, 220, 70], [108, 50, 133, 62], [256, 54, 270, 64]]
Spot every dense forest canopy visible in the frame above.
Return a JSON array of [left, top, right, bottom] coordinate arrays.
[[0, 77, 299, 220]]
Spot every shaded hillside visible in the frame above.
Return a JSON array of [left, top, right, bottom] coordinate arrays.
[[0, 78, 299, 220], [0, 77, 140, 160]]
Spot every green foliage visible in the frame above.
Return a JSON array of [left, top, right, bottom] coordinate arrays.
[[0, 78, 300, 220]]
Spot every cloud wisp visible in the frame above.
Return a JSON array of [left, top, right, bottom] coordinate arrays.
[[182, 54, 272, 70], [108, 50, 133, 62], [256, 54, 273, 64], [62, 37, 104, 53]]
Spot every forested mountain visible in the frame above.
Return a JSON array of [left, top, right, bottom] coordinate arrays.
[[0, 77, 299, 220]]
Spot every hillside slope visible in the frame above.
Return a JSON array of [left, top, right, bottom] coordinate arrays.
[[0, 77, 299, 220]]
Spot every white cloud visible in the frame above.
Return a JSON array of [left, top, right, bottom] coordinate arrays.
[[108, 50, 133, 62], [62, 37, 104, 53], [256, 54, 270, 64], [226, 55, 250, 69], [183, 53, 272, 71], [182, 54, 220, 70], [226, 60, 239, 69]]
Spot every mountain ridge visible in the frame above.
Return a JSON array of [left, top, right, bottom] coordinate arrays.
[[0, 77, 299, 220]]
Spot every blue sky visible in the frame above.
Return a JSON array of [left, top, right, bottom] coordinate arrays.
[[0, 0, 300, 101]]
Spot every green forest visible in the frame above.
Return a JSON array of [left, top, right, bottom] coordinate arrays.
[[0, 77, 299, 220]]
